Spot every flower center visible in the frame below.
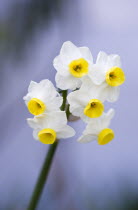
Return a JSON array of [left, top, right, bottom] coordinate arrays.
[[98, 128, 114, 145], [27, 98, 46, 115], [84, 99, 104, 118], [38, 128, 56, 144], [69, 58, 89, 78], [106, 66, 125, 86]]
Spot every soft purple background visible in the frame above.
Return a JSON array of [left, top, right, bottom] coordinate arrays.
[[0, 0, 137, 209]]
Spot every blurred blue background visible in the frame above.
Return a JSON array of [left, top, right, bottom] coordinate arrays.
[[0, 0, 137, 209]]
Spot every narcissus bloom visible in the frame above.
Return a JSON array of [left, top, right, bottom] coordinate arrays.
[[67, 78, 106, 122], [24, 42, 125, 147], [89, 51, 126, 102], [27, 111, 75, 144], [23, 79, 62, 116], [53, 41, 93, 90], [78, 109, 115, 145]]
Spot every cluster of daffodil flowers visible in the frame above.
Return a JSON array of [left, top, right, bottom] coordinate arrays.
[[24, 41, 125, 145]]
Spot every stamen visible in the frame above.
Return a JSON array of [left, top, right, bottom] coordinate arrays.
[[91, 102, 96, 107], [73, 64, 82, 72]]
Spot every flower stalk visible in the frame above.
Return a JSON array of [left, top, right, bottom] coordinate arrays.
[[27, 141, 58, 210]]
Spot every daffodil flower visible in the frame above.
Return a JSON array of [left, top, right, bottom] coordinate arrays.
[[23, 79, 62, 116], [78, 109, 115, 145], [53, 41, 93, 90], [89, 51, 126, 102], [27, 111, 75, 144], [67, 77, 106, 122]]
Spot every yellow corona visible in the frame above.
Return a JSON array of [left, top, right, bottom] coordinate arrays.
[[38, 128, 56, 144], [98, 128, 114, 145], [106, 66, 125, 87], [84, 99, 104, 118], [69, 58, 89, 78], [27, 98, 46, 115]]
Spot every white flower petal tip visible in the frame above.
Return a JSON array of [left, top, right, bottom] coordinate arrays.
[[28, 80, 37, 92], [79, 47, 93, 62], [77, 135, 97, 143], [107, 108, 115, 118], [55, 73, 82, 90], [102, 86, 120, 102], [23, 79, 62, 116], [89, 64, 106, 85], [57, 125, 76, 139], [53, 41, 93, 90], [60, 41, 79, 54], [96, 51, 108, 65]]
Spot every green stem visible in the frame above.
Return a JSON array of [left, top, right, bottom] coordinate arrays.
[[27, 141, 58, 210], [27, 90, 68, 210], [66, 104, 70, 119], [60, 90, 67, 111]]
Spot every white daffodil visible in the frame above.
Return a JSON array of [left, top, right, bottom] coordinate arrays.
[[23, 79, 62, 116], [27, 111, 75, 144], [89, 51, 126, 102], [53, 41, 93, 90], [67, 77, 106, 122], [78, 109, 115, 145]]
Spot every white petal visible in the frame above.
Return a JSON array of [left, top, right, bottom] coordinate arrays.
[[46, 96, 63, 112], [108, 86, 120, 102], [39, 79, 58, 99], [89, 65, 106, 85], [100, 109, 115, 129], [108, 54, 121, 68], [27, 118, 40, 129], [80, 77, 107, 101], [103, 86, 120, 102], [84, 120, 101, 134], [53, 55, 70, 76], [60, 41, 81, 61], [69, 106, 84, 117], [57, 125, 75, 139], [79, 47, 93, 62], [23, 93, 31, 105], [96, 51, 108, 65], [28, 81, 37, 92], [106, 108, 115, 119], [32, 114, 49, 128], [67, 90, 88, 112], [80, 112, 96, 124], [55, 73, 81, 90], [39, 79, 54, 89], [78, 134, 97, 143], [46, 111, 68, 131], [33, 129, 39, 140], [23, 81, 38, 104]]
